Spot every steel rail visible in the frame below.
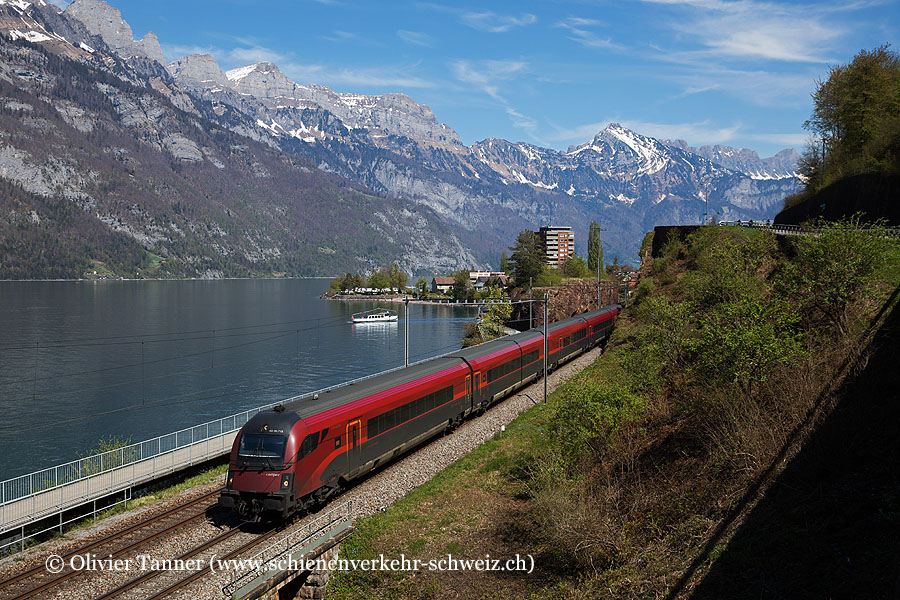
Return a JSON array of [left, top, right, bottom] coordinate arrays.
[[1, 490, 219, 600], [93, 523, 260, 599]]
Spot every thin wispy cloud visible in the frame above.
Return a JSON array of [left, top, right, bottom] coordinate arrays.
[[321, 30, 357, 42], [319, 30, 382, 45], [460, 11, 538, 33], [452, 59, 543, 142], [555, 17, 624, 51], [642, 0, 844, 63], [397, 30, 434, 47], [452, 59, 527, 102], [745, 132, 809, 147], [505, 106, 539, 132], [665, 67, 817, 107]]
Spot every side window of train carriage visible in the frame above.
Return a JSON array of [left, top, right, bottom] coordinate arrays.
[[298, 433, 319, 461]]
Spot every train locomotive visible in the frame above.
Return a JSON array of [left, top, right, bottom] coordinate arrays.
[[218, 304, 620, 520]]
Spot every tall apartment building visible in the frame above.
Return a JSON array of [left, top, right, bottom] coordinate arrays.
[[538, 226, 574, 265]]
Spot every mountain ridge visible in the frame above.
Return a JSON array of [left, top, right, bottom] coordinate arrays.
[[0, 0, 801, 276]]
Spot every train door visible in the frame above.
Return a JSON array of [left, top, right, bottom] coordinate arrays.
[[473, 370, 482, 406], [465, 374, 472, 409], [347, 419, 361, 472]]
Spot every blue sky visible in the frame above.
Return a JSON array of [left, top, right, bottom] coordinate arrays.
[[57, 0, 897, 157]]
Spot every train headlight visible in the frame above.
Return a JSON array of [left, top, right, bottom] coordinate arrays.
[[280, 473, 293, 490], [226, 471, 234, 488]]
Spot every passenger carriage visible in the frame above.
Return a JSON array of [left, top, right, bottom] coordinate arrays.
[[219, 304, 620, 520]]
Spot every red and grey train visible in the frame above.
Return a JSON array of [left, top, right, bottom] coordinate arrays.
[[218, 304, 620, 520]]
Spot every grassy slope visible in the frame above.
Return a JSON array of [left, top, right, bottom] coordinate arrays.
[[328, 225, 900, 600]]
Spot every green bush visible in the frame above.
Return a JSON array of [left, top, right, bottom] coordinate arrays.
[[779, 215, 892, 334], [694, 293, 802, 396], [551, 379, 644, 469], [631, 278, 655, 306]]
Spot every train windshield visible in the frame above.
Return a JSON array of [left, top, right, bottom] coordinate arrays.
[[238, 433, 288, 459]]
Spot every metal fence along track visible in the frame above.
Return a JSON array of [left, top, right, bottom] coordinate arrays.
[[0, 348, 464, 539]]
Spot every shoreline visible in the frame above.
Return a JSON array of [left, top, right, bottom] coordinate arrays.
[[323, 294, 489, 306]]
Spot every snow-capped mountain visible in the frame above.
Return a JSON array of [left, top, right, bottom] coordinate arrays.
[[0, 0, 96, 59], [568, 123, 678, 178], [665, 139, 799, 181], [0, 0, 485, 277], [167, 58, 462, 149], [0, 0, 801, 272]]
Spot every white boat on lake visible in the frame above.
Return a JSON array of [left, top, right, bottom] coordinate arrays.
[[350, 309, 399, 323]]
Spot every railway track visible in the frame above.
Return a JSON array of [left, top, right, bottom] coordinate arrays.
[[0, 489, 221, 600], [95, 522, 281, 600]]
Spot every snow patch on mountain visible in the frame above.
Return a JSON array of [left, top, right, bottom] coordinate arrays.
[[610, 192, 637, 205], [226, 63, 262, 82]]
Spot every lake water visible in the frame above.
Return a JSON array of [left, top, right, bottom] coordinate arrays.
[[0, 279, 477, 482]]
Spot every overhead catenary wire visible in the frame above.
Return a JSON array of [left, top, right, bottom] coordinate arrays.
[[0, 337, 473, 435]]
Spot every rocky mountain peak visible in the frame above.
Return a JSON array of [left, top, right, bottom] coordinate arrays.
[[135, 30, 163, 63], [167, 53, 230, 89], [566, 122, 672, 177], [225, 61, 298, 99], [216, 59, 461, 146], [65, 0, 161, 63]]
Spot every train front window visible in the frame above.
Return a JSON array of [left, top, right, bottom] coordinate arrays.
[[238, 434, 287, 459]]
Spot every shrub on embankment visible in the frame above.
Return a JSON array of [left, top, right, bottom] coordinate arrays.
[[328, 223, 899, 599], [525, 221, 899, 595]]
